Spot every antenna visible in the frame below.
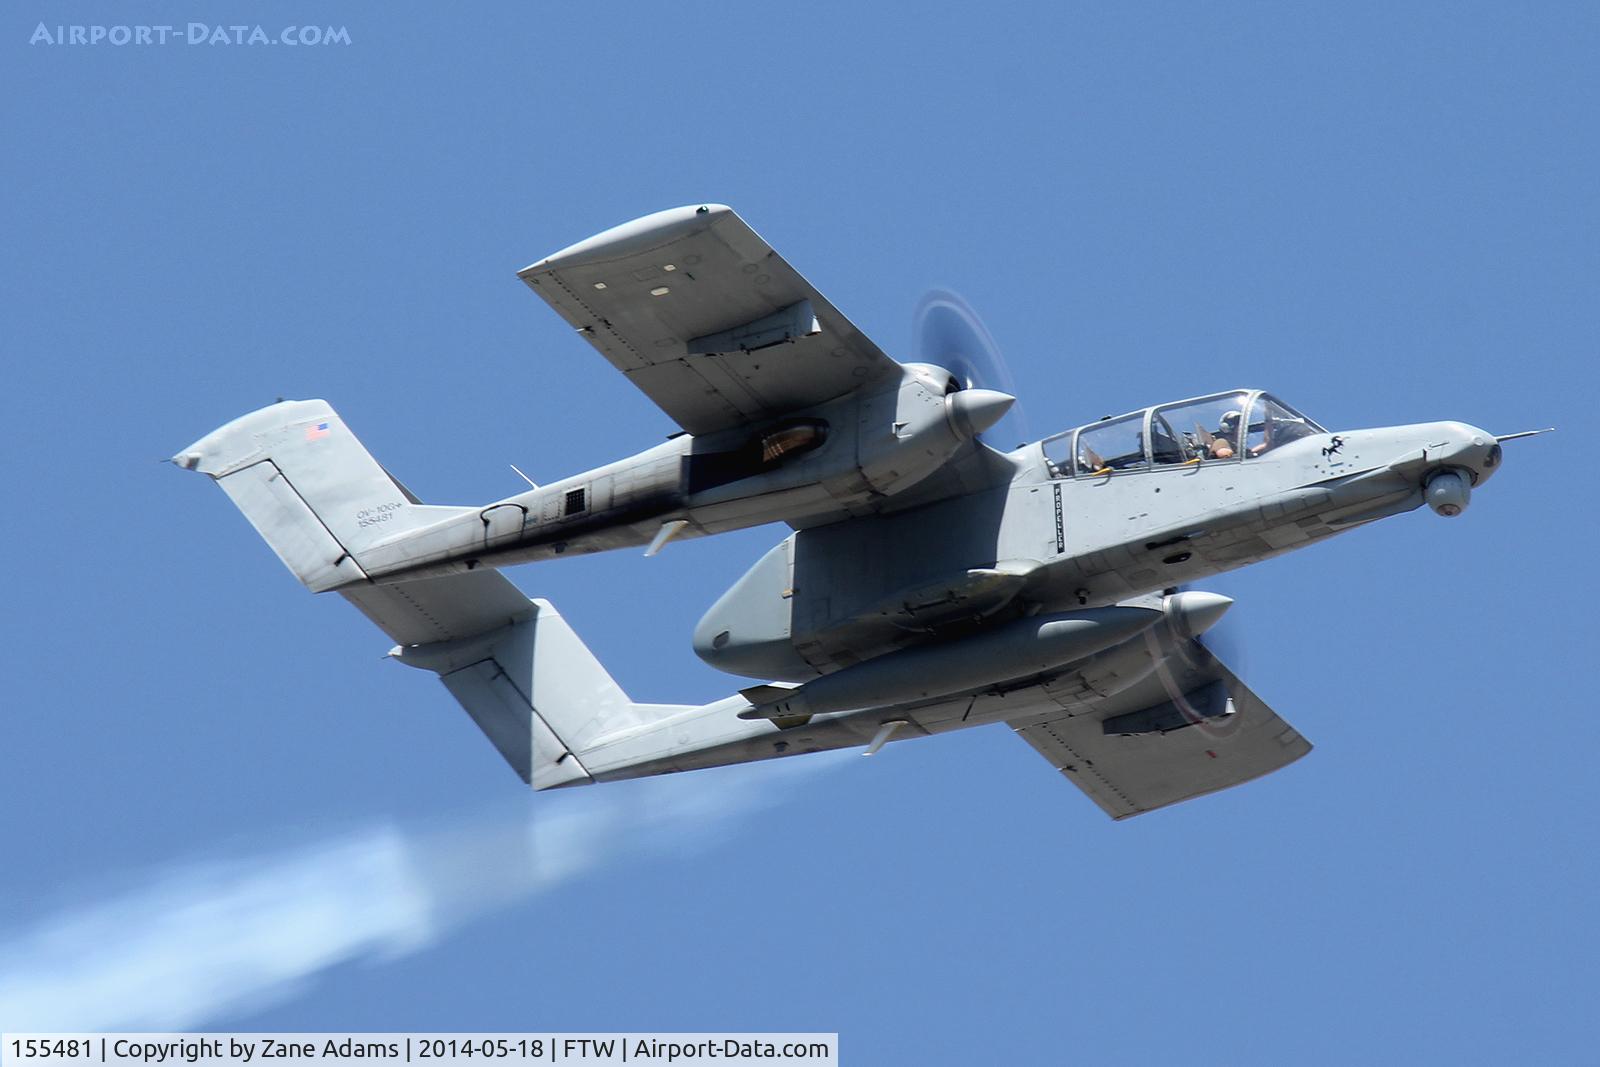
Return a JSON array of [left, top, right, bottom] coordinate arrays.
[[1494, 428, 1555, 442], [509, 464, 538, 489]]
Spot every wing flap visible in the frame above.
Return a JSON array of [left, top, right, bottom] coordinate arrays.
[[1011, 650, 1312, 820], [518, 205, 900, 435]]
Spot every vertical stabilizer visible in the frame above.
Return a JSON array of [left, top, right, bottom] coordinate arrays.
[[173, 399, 472, 592], [392, 599, 694, 789]]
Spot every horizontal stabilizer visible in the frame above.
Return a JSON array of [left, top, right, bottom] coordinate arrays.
[[341, 570, 535, 647]]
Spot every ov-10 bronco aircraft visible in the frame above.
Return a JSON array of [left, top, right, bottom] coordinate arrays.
[[175, 204, 1544, 819]]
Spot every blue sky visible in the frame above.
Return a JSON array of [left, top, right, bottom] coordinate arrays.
[[2, 2, 1596, 1062]]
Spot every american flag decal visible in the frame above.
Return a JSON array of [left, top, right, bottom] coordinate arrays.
[[305, 421, 331, 441]]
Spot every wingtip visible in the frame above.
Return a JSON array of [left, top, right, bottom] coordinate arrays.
[[520, 203, 735, 277]]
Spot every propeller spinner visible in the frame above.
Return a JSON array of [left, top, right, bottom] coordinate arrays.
[[913, 288, 1033, 450]]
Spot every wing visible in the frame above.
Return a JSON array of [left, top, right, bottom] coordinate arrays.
[[1010, 644, 1311, 820], [518, 204, 902, 435]]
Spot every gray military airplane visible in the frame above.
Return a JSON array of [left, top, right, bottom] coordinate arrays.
[[174, 204, 1542, 819]]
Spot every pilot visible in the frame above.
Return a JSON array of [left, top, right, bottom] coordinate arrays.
[[1209, 411, 1243, 459]]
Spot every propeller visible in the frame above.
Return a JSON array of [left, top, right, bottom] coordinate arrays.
[[912, 289, 1033, 450]]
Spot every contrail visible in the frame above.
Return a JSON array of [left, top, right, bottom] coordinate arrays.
[[0, 754, 852, 1031]]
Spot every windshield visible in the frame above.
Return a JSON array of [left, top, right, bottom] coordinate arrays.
[[1243, 394, 1324, 457], [1073, 414, 1147, 473]]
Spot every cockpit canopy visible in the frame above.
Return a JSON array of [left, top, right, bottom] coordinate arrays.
[[1043, 390, 1325, 477]]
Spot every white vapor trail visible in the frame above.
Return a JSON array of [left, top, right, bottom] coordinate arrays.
[[0, 755, 850, 1031]]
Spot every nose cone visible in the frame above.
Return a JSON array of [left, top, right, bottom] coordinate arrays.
[[1163, 591, 1233, 640], [946, 388, 1017, 439], [1429, 421, 1503, 486]]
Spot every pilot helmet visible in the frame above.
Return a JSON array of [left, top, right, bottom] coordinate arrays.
[[1219, 409, 1242, 429]]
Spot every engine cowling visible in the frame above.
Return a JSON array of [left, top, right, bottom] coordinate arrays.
[[852, 363, 1013, 497]]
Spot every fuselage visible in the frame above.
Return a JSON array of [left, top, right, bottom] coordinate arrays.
[[694, 390, 1502, 681], [353, 362, 1012, 581]]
